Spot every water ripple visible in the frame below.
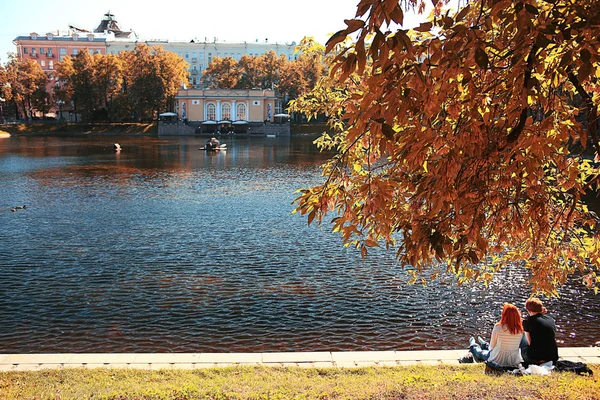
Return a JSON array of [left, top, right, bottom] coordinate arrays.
[[0, 136, 598, 353]]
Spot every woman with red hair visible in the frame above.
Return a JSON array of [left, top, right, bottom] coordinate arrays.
[[468, 303, 525, 367]]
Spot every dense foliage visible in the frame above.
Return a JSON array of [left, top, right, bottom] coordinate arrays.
[[0, 56, 49, 120], [202, 38, 327, 100], [1, 44, 189, 122], [54, 44, 189, 122], [291, 0, 600, 295]]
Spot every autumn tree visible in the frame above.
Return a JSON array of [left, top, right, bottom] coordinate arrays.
[[237, 55, 263, 89], [121, 44, 189, 121], [0, 64, 9, 121], [279, 37, 328, 100], [291, 0, 600, 295], [93, 53, 123, 121], [3, 56, 49, 120], [258, 50, 286, 90], [202, 56, 240, 89]]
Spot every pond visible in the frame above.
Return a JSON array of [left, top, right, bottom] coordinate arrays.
[[0, 134, 598, 353]]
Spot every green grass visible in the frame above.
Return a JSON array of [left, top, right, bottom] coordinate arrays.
[[1, 365, 598, 399]]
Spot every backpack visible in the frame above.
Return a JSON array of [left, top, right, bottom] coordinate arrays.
[[555, 360, 594, 376]]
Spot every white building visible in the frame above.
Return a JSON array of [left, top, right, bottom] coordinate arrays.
[[106, 38, 297, 88]]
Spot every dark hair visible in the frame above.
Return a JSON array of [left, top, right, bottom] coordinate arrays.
[[525, 297, 547, 314]]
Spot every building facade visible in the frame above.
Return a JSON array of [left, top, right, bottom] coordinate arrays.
[[176, 89, 279, 122], [11, 13, 295, 118]]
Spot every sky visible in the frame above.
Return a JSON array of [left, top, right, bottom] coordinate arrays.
[[0, 0, 429, 64]]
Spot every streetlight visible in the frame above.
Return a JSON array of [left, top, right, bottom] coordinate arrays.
[[0, 97, 5, 124], [56, 100, 64, 122]]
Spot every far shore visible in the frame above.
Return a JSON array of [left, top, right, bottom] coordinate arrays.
[[0, 122, 330, 137], [0, 122, 158, 137]]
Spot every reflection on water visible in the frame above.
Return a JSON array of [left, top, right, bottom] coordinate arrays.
[[0, 135, 598, 353]]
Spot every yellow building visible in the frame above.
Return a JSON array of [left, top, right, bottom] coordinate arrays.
[[176, 89, 281, 123]]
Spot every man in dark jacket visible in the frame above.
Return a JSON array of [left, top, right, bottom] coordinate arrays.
[[522, 297, 559, 365]]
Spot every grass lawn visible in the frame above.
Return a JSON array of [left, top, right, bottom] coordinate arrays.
[[0, 364, 598, 400]]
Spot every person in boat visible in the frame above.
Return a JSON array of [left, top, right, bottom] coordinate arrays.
[[467, 303, 525, 367], [206, 137, 220, 150]]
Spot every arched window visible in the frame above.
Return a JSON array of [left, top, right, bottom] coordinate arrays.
[[206, 103, 216, 120], [236, 103, 247, 121], [221, 103, 231, 120]]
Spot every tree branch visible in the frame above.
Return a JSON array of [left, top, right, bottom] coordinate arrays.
[[506, 44, 539, 144], [567, 71, 600, 158]]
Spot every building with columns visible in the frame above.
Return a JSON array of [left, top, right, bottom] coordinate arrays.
[[176, 89, 281, 122]]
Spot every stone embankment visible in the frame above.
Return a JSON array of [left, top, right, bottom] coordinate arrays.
[[1, 348, 598, 371]]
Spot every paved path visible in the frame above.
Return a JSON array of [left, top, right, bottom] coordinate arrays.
[[1, 348, 598, 371]]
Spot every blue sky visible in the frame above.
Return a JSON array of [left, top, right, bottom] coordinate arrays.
[[0, 0, 429, 64]]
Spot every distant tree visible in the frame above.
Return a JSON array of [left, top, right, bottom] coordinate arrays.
[[279, 37, 328, 101], [202, 56, 240, 89], [121, 44, 189, 121], [258, 50, 285, 90], [291, 0, 600, 295], [3, 56, 48, 120], [237, 55, 262, 89], [93, 53, 123, 121]]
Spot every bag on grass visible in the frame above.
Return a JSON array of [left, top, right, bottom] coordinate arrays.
[[555, 360, 593, 376]]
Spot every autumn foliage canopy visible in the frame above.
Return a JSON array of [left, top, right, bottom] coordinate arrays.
[[291, 0, 600, 295]]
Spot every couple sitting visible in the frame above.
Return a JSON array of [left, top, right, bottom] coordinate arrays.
[[468, 298, 559, 368]]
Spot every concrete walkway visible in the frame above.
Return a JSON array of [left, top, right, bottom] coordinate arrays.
[[1, 347, 599, 371]]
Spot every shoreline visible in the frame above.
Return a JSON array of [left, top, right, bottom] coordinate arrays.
[[0, 122, 158, 136], [2, 347, 598, 371]]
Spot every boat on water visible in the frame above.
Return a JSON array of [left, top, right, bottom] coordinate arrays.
[[200, 137, 227, 151]]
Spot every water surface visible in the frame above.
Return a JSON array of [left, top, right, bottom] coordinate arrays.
[[0, 135, 598, 353]]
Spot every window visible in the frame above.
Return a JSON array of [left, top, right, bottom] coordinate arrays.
[[236, 103, 246, 121], [31, 33, 38, 40], [199, 53, 204, 60], [206, 103, 216, 120], [221, 103, 231, 120], [23, 48, 28, 54], [185, 52, 189, 58], [73, 49, 78, 55], [192, 77, 196, 85], [39, 48, 45, 54], [59, 48, 66, 55], [49, 60, 53, 69], [89, 49, 93, 55], [40, 60, 45, 67], [48, 48, 53, 56], [192, 52, 196, 58]]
